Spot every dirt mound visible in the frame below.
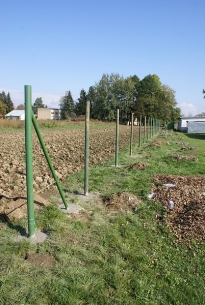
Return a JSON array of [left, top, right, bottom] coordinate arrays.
[[0, 194, 50, 220], [145, 140, 169, 149], [171, 153, 198, 161], [152, 175, 205, 242], [103, 192, 142, 211], [130, 162, 150, 170]]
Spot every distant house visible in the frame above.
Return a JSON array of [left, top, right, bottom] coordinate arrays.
[[177, 117, 205, 132], [5, 110, 25, 120], [37, 108, 61, 120]]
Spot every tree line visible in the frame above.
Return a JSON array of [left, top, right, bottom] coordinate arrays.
[[60, 73, 181, 123], [1, 73, 186, 122]]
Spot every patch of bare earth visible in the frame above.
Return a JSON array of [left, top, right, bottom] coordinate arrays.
[[103, 192, 142, 211], [145, 140, 169, 149], [0, 194, 50, 220], [152, 175, 205, 242], [130, 162, 150, 170], [170, 153, 198, 161], [26, 253, 55, 267]]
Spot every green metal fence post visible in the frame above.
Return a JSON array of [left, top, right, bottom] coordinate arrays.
[[32, 114, 68, 209], [84, 100, 90, 195], [130, 112, 134, 156], [144, 116, 146, 143], [115, 108, 119, 167], [151, 118, 153, 136], [139, 115, 142, 147], [25, 85, 35, 237], [147, 117, 150, 141]]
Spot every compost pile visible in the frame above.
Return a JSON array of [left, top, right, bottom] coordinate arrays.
[[152, 175, 205, 242]]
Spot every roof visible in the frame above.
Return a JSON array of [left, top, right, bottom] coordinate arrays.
[[5, 110, 25, 117], [178, 116, 205, 120]]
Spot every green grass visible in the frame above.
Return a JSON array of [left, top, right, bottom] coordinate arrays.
[[0, 130, 205, 304]]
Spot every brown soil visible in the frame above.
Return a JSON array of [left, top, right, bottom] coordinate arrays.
[[26, 253, 55, 267], [0, 126, 139, 219], [130, 162, 150, 170], [170, 153, 198, 161], [152, 175, 205, 242], [103, 192, 142, 211]]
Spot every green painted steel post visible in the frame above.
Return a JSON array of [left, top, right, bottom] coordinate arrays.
[[151, 118, 153, 137], [115, 108, 119, 167], [84, 100, 90, 195], [32, 114, 68, 209], [25, 85, 35, 237], [152, 118, 154, 137], [138, 115, 142, 147], [130, 112, 134, 156], [155, 119, 157, 134], [144, 116, 146, 143], [147, 117, 150, 141]]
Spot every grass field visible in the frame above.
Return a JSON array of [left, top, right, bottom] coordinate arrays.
[[0, 128, 205, 305]]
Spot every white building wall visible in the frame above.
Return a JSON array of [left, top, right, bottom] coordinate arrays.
[[178, 117, 205, 132]]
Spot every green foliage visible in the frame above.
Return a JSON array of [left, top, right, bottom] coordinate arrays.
[[134, 75, 180, 123], [0, 91, 14, 114], [32, 97, 47, 114], [84, 73, 180, 123], [60, 90, 75, 119], [61, 72, 180, 123], [75, 89, 87, 115], [0, 100, 7, 116]]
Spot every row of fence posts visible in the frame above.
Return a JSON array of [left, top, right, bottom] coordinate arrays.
[[24, 87, 160, 238]]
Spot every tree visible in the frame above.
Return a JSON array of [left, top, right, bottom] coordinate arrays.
[[87, 72, 179, 123], [32, 97, 47, 114], [6, 92, 14, 113], [0, 101, 7, 116], [87, 86, 96, 118], [75, 89, 87, 115], [16, 104, 25, 110], [133, 74, 179, 123], [91, 73, 128, 121], [195, 112, 205, 117], [60, 91, 75, 119], [0, 91, 14, 114]]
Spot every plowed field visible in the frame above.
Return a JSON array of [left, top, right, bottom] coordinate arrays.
[[0, 125, 139, 200]]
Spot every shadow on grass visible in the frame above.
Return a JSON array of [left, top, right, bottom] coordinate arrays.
[[0, 214, 27, 236], [185, 133, 205, 140]]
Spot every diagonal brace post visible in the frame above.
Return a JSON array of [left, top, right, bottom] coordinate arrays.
[[32, 114, 68, 209]]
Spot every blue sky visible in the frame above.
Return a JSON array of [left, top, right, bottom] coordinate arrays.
[[1, 0, 205, 116]]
